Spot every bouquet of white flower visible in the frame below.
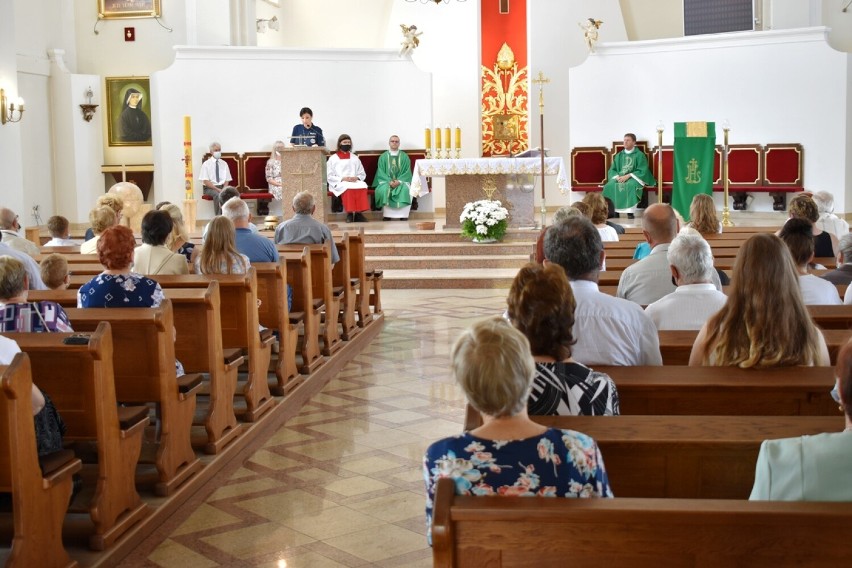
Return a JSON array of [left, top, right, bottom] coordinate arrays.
[[459, 199, 509, 242]]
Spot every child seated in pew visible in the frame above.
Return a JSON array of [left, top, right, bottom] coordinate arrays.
[[689, 233, 830, 368], [76, 225, 185, 376], [43, 215, 80, 247], [507, 263, 620, 416], [750, 337, 852, 501], [423, 317, 612, 544], [39, 253, 70, 290]]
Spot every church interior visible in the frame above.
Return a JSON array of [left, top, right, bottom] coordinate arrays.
[[2, 0, 852, 566]]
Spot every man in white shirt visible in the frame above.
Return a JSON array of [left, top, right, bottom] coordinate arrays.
[[543, 217, 662, 366], [0, 207, 40, 258], [617, 203, 720, 305], [199, 141, 233, 215], [645, 234, 728, 330], [780, 217, 841, 305]]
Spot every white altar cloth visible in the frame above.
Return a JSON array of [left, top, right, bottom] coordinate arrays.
[[410, 156, 570, 196]]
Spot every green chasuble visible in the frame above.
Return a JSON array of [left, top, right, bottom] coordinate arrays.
[[602, 148, 656, 211], [372, 151, 413, 209]]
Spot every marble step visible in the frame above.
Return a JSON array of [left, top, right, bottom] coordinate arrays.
[[379, 268, 519, 289], [365, 254, 529, 270], [365, 241, 534, 257]]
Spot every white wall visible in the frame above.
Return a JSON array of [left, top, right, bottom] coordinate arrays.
[[152, 47, 432, 218], [569, 28, 850, 213], [0, 0, 25, 217]]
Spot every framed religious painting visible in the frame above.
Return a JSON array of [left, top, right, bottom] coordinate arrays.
[[98, 0, 161, 20], [106, 77, 152, 147]]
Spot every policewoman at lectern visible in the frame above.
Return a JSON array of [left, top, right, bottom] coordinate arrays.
[[290, 107, 325, 147]]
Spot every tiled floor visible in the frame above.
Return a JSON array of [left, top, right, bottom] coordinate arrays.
[[127, 289, 508, 567]]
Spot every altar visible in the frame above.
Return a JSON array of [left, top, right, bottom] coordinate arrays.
[[410, 157, 569, 228]]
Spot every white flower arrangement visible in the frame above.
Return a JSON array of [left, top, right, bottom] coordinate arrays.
[[459, 199, 509, 242]]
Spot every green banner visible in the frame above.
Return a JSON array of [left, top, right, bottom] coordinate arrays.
[[672, 122, 715, 221]]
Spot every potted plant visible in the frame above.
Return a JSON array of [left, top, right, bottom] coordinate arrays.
[[460, 199, 509, 243]]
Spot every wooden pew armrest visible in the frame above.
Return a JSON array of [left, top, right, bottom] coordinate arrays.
[[259, 328, 276, 346], [332, 286, 345, 298], [177, 373, 204, 398], [117, 405, 150, 434], [288, 311, 305, 325], [38, 449, 82, 483], [223, 348, 245, 369], [367, 270, 383, 280], [311, 298, 325, 311]]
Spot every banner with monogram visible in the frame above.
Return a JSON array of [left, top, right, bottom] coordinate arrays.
[[673, 121, 716, 221]]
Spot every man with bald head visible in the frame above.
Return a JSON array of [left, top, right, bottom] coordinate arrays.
[[0, 207, 39, 257], [617, 203, 720, 305]]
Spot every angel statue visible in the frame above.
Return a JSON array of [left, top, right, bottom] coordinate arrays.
[[579, 18, 603, 53], [400, 24, 422, 57]]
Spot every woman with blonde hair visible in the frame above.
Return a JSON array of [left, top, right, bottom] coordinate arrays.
[[423, 316, 612, 543], [689, 233, 829, 368], [80, 206, 117, 255], [687, 193, 721, 236], [159, 203, 197, 264], [582, 192, 619, 242], [195, 216, 249, 275], [83, 194, 124, 242]]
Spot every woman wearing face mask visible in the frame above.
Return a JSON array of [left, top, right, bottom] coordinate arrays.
[[289, 107, 325, 147], [265, 140, 287, 218], [327, 134, 369, 223]]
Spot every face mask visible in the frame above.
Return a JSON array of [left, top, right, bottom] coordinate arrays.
[[212, 151, 222, 159], [339, 144, 352, 152]]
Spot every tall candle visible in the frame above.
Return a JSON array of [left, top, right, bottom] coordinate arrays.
[[444, 125, 451, 152], [455, 125, 461, 150], [183, 116, 193, 199], [435, 127, 442, 151], [425, 126, 432, 152]]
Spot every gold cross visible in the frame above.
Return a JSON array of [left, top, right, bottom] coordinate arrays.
[[532, 71, 550, 113], [286, 161, 319, 193]]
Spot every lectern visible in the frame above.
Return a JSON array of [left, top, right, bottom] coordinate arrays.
[[281, 147, 328, 220]]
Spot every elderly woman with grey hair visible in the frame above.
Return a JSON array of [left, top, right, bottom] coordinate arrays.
[[644, 233, 728, 330], [812, 190, 850, 239], [422, 316, 612, 544], [534, 206, 584, 264], [822, 233, 852, 287]]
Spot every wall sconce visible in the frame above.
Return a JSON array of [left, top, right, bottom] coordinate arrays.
[[79, 86, 99, 122], [0, 88, 25, 125], [256, 16, 279, 33]]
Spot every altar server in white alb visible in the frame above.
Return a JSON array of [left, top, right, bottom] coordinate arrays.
[[327, 134, 369, 223]]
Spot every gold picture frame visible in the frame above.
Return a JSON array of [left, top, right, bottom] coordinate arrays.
[[106, 76, 152, 147], [493, 114, 519, 141], [98, 0, 161, 20]]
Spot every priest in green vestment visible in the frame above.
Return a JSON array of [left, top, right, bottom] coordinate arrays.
[[602, 133, 656, 213], [372, 134, 414, 220]]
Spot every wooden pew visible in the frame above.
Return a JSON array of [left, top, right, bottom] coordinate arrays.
[[252, 261, 301, 394], [659, 329, 852, 365], [165, 286, 244, 454], [148, 271, 277, 422], [460, 412, 839, 499], [338, 229, 373, 327], [280, 249, 324, 374], [431, 477, 852, 568], [277, 241, 343, 356], [464, 366, 837, 427], [5, 324, 151, 550], [0, 354, 81, 567], [64, 301, 203, 496], [333, 232, 361, 341], [28, 286, 246, 455]]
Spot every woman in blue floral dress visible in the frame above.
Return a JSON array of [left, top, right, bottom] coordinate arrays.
[[423, 317, 612, 543]]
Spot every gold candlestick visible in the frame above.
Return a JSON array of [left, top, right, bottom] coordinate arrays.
[[656, 121, 664, 204], [722, 121, 733, 227]]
